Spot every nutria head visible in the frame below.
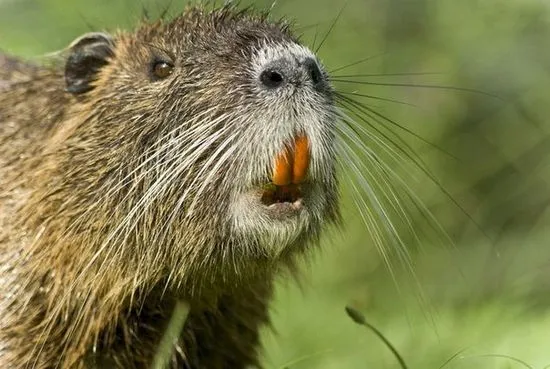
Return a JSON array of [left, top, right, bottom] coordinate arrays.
[[17, 6, 339, 300]]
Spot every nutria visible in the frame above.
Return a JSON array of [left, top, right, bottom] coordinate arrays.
[[0, 4, 339, 369]]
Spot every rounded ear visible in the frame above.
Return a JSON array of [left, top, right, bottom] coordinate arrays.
[[65, 32, 115, 94]]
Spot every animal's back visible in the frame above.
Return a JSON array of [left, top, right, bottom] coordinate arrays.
[[1, 52, 56, 234], [0, 52, 34, 83], [0, 52, 36, 242], [0, 53, 67, 351], [0, 52, 65, 201]]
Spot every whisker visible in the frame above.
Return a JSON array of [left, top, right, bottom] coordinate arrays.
[[158, 122, 248, 261], [311, 24, 319, 51], [338, 126, 420, 247], [335, 105, 453, 247], [331, 79, 503, 99], [336, 96, 433, 171], [341, 97, 491, 243], [336, 92, 457, 160], [335, 112, 438, 321], [336, 98, 480, 241], [32, 111, 243, 362], [328, 53, 387, 74], [336, 141, 401, 285], [335, 112, 417, 251], [315, 1, 347, 54], [332, 72, 443, 78], [337, 90, 416, 107], [268, 0, 280, 15], [336, 125, 416, 264], [51, 127, 240, 360], [102, 106, 223, 200]]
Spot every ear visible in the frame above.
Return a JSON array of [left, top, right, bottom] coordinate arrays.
[[65, 32, 115, 94]]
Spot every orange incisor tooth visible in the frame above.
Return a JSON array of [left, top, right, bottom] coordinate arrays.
[[272, 135, 310, 186], [292, 135, 309, 184], [272, 144, 293, 186]]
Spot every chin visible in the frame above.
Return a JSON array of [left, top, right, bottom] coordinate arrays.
[[229, 182, 330, 258], [226, 132, 337, 257]]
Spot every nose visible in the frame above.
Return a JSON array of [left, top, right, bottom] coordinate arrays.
[[259, 57, 324, 89]]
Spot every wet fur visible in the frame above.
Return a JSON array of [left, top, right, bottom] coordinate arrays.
[[0, 6, 339, 369]]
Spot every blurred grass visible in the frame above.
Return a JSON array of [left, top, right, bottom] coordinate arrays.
[[2, 0, 550, 367]]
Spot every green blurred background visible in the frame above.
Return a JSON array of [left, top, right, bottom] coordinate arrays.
[[2, 0, 550, 367]]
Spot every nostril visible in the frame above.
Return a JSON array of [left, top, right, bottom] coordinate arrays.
[[309, 67, 321, 85], [304, 58, 323, 86], [260, 69, 284, 89]]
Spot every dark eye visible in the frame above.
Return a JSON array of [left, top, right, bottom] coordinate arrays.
[[152, 61, 173, 80]]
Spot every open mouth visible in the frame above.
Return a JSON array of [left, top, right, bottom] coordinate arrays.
[[260, 183, 303, 207], [259, 135, 309, 211]]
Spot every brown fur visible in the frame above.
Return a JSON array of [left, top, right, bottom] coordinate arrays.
[[0, 5, 338, 369]]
